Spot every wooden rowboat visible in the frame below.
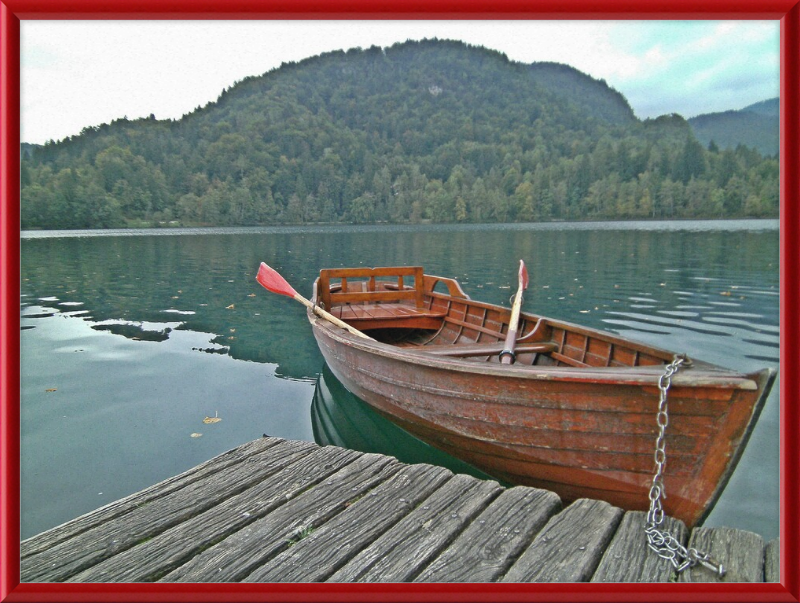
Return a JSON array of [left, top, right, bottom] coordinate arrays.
[[303, 266, 774, 529]]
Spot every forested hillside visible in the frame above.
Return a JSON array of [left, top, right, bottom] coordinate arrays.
[[689, 98, 779, 157], [21, 39, 779, 229]]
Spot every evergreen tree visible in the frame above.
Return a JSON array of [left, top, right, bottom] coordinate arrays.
[[20, 39, 778, 229]]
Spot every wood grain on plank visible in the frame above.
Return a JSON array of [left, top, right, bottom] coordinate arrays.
[[678, 527, 764, 583], [21, 438, 316, 582], [159, 452, 400, 583], [20, 436, 283, 559], [414, 486, 561, 583], [592, 511, 687, 582], [329, 473, 503, 582], [502, 498, 623, 582], [68, 444, 363, 582], [245, 463, 454, 582], [764, 538, 780, 583]]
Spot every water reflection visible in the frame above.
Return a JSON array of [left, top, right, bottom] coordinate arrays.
[[312, 364, 493, 482], [19, 220, 780, 540], [19, 304, 315, 539]]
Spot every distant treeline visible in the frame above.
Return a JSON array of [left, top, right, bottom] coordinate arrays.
[[21, 39, 779, 230]]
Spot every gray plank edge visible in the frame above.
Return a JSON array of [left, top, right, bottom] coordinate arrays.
[[502, 498, 624, 582], [415, 486, 562, 583], [244, 463, 455, 582], [20, 436, 284, 558], [159, 452, 402, 583], [22, 438, 318, 582], [764, 538, 780, 583], [67, 444, 365, 582], [591, 511, 687, 583], [679, 526, 765, 583], [328, 473, 504, 583]]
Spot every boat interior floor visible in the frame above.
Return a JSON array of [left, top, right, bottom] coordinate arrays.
[[330, 302, 447, 331], [327, 301, 674, 370]]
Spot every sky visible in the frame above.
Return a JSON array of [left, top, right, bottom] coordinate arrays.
[[20, 20, 780, 145]]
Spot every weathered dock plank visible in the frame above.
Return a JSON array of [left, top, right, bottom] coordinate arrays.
[[501, 498, 623, 582], [68, 443, 366, 582], [20, 436, 281, 559], [160, 451, 400, 582], [22, 438, 316, 582], [328, 473, 503, 582], [20, 436, 775, 585], [765, 538, 780, 583], [679, 526, 765, 583], [244, 463, 454, 582], [414, 486, 562, 583], [592, 511, 687, 582]]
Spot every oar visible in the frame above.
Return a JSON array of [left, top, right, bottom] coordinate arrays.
[[256, 262, 372, 340], [499, 259, 529, 365]]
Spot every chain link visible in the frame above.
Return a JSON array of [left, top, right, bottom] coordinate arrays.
[[645, 354, 726, 579]]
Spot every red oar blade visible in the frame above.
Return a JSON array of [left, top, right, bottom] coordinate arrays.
[[256, 262, 298, 298], [519, 260, 529, 290]]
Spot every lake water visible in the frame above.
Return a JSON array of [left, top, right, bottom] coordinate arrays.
[[19, 220, 780, 542]]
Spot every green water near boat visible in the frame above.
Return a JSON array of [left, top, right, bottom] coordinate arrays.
[[19, 220, 780, 540]]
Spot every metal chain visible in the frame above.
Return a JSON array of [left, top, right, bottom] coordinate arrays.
[[645, 354, 726, 578]]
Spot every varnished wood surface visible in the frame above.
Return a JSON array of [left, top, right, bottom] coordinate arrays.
[[307, 268, 774, 529], [21, 437, 778, 584]]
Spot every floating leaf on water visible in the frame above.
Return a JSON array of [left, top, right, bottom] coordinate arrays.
[[203, 411, 221, 424], [190, 433, 203, 438]]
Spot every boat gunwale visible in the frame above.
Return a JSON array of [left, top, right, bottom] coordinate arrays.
[[309, 311, 763, 391]]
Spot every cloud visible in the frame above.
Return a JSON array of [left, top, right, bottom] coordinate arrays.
[[594, 21, 779, 118], [20, 20, 780, 143]]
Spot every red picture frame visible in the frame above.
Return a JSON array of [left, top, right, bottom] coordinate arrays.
[[2, 2, 798, 601]]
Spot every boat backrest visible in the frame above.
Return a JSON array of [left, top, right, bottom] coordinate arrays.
[[318, 266, 425, 310], [421, 275, 470, 299]]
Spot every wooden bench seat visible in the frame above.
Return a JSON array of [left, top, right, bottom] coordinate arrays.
[[330, 303, 447, 331]]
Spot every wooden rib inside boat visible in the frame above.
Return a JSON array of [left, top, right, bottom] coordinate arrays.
[[308, 266, 775, 529]]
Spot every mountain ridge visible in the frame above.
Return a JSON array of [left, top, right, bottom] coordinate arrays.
[[688, 97, 779, 156], [21, 39, 778, 229]]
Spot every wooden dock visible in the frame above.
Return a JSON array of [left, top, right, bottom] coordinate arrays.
[[21, 436, 779, 584]]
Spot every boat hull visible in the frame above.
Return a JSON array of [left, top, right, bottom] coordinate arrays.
[[311, 314, 773, 528]]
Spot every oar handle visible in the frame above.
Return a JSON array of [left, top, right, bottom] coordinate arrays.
[[499, 312, 522, 364], [500, 260, 528, 365]]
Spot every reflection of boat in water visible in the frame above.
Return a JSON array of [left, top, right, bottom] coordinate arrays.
[[311, 364, 493, 481], [305, 265, 775, 529]]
